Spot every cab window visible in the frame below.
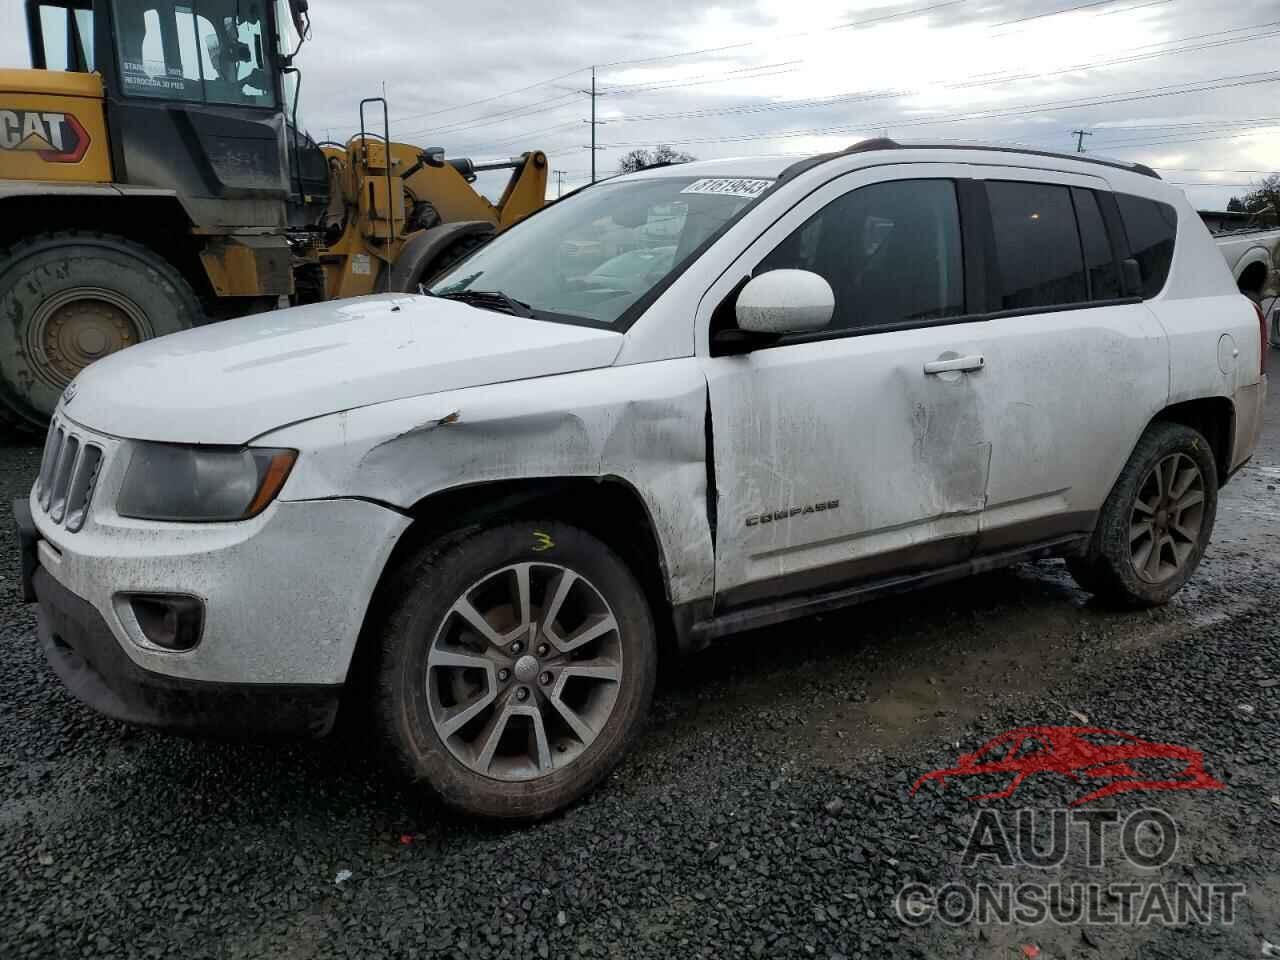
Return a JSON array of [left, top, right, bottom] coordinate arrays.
[[34, 4, 95, 71], [113, 0, 275, 107]]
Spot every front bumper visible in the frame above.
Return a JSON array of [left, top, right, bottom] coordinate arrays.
[[17, 427, 413, 738], [32, 565, 341, 737], [27, 488, 410, 687]]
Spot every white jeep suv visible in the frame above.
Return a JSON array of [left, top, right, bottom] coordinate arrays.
[[16, 140, 1268, 819]]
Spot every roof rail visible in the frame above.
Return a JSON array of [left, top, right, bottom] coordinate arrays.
[[778, 138, 1162, 182]]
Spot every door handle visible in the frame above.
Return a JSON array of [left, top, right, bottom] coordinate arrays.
[[923, 354, 985, 375]]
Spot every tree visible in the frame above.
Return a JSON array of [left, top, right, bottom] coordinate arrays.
[[1226, 196, 1246, 212], [1241, 174, 1280, 218], [617, 144, 696, 174]]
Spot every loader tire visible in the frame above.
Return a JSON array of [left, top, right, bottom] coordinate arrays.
[[0, 232, 203, 433]]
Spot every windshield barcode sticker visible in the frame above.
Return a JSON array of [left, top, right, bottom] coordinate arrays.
[[680, 178, 774, 199]]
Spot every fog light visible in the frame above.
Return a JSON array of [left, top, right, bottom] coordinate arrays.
[[126, 594, 204, 651]]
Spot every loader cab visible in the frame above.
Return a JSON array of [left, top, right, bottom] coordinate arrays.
[[25, 0, 306, 230]]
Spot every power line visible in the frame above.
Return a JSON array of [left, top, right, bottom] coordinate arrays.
[[597, 71, 1280, 149], [398, 91, 583, 141], [598, 61, 804, 97], [989, 0, 1164, 29], [594, 0, 969, 70], [386, 0, 1224, 150], [387, 0, 967, 130], [388, 67, 590, 128], [455, 30, 1280, 154], [597, 26, 1280, 126]]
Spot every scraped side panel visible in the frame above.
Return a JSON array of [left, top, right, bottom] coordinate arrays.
[[264, 359, 715, 604]]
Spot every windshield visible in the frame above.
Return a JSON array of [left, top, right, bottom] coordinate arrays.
[[428, 176, 771, 327]]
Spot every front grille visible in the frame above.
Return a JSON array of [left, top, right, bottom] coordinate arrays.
[[33, 419, 104, 533]]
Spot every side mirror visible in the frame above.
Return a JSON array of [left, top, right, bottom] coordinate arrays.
[[735, 269, 834, 335]]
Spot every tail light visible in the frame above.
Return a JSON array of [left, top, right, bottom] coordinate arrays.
[[1254, 300, 1268, 377]]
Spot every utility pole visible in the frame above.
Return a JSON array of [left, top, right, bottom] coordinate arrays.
[[581, 66, 605, 183], [554, 170, 565, 197], [1072, 129, 1092, 153]]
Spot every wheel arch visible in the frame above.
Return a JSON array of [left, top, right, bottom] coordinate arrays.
[[387, 220, 495, 292], [346, 475, 681, 699], [1235, 256, 1269, 300], [0, 192, 211, 304], [1148, 396, 1235, 486]]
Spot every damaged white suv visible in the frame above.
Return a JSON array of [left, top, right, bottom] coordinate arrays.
[[17, 141, 1268, 819]]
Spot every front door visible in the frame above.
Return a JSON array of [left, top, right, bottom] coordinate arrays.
[[699, 165, 993, 607]]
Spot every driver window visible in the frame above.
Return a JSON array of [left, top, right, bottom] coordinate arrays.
[[114, 1, 274, 106], [755, 178, 965, 334]]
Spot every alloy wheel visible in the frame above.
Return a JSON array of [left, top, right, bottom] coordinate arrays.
[[1129, 452, 1206, 584], [425, 562, 623, 781]]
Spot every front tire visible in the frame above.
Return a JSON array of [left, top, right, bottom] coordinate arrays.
[[374, 521, 657, 820], [0, 232, 202, 432], [1067, 422, 1218, 607]]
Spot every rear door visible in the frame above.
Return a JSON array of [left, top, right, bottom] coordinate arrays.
[[698, 164, 993, 606], [964, 168, 1169, 552]]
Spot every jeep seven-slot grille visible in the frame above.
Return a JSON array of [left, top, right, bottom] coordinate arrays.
[[34, 419, 103, 533]]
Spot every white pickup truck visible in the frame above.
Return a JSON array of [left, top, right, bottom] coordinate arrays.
[[1210, 222, 1280, 302], [17, 142, 1269, 819]]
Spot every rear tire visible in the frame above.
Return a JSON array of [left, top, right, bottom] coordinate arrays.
[[374, 521, 657, 820], [0, 231, 202, 433], [1067, 422, 1218, 607]]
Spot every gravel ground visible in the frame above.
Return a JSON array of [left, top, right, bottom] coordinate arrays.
[[2, 362, 1278, 960]]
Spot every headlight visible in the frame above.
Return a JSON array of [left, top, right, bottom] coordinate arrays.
[[117, 444, 297, 522]]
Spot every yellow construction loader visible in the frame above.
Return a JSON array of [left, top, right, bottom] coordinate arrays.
[[0, 0, 547, 431]]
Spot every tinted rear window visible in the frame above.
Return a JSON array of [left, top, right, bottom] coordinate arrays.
[[1072, 188, 1121, 300], [987, 181, 1088, 310], [1116, 194, 1177, 298]]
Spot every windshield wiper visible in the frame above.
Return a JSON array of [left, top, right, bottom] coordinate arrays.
[[434, 289, 535, 318]]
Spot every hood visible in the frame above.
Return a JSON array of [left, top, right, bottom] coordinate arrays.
[[67, 295, 625, 443]]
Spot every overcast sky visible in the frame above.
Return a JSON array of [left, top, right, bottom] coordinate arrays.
[[2, 0, 1277, 209]]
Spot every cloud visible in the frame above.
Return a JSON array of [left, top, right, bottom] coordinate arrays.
[[1, 0, 1277, 207]]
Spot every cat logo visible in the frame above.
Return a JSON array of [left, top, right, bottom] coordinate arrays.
[[0, 110, 91, 163]]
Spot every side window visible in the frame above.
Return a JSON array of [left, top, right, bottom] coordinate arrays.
[[37, 5, 95, 71], [756, 179, 965, 333], [114, 1, 274, 107], [115, 1, 203, 101], [1116, 194, 1177, 298], [987, 181, 1088, 310], [1072, 188, 1121, 300]]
